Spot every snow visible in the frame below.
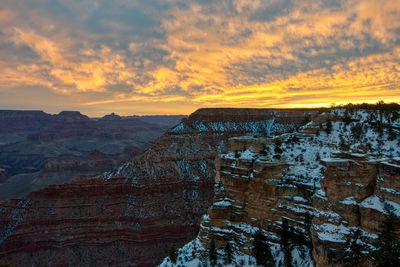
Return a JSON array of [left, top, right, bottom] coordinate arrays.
[[340, 196, 357, 205], [379, 187, 400, 195], [313, 209, 342, 224], [169, 122, 185, 132], [0, 198, 30, 244], [279, 203, 309, 215], [214, 200, 232, 207], [161, 109, 400, 266], [314, 223, 351, 243], [360, 196, 386, 213], [346, 182, 364, 187], [382, 161, 400, 168], [293, 196, 308, 202], [159, 233, 314, 267], [385, 200, 400, 216], [240, 147, 257, 159], [178, 159, 192, 179], [124, 194, 136, 216], [321, 158, 352, 163], [170, 119, 288, 137], [349, 152, 367, 157]]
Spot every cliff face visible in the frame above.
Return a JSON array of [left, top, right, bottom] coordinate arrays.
[[0, 108, 316, 266], [312, 155, 400, 266], [160, 109, 400, 267]]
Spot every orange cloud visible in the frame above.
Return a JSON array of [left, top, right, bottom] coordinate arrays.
[[0, 0, 400, 115]]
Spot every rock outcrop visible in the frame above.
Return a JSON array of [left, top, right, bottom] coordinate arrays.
[[0, 108, 316, 266], [160, 109, 400, 267], [165, 136, 316, 266], [312, 155, 400, 266]]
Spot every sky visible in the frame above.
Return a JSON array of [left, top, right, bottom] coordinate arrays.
[[0, 0, 400, 116]]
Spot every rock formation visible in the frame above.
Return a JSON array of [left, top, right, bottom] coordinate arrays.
[[0, 108, 316, 266], [312, 154, 400, 266], [160, 109, 400, 267], [0, 110, 52, 134], [0, 110, 181, 199]]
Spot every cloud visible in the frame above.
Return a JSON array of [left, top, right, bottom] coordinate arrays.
[[0, 0, 399, 115]]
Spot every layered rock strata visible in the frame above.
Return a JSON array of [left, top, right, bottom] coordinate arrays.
[[162, 109, 400, 267], [0, 111, 177, 199], [0, 109, 316, 266], [312, 154, 400, 266]]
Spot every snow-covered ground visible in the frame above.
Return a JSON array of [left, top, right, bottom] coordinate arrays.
[[159, 229, 313, 267], [159, 109, 400, 267]]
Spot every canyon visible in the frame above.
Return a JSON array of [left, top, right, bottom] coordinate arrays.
[[0, 110, 184, 199], [0, 108, 316, 266], [0, 107, 399, 266]]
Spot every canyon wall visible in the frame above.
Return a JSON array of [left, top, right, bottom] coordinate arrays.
[[160, 109, 400, 267], [0, 108, 316, 266], [0, 110, 180, 200]]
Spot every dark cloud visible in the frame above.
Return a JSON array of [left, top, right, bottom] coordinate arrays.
[[0, 0, 399, 115]]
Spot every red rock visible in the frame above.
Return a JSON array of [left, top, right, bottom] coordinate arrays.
[[0, 108, 315, 266]]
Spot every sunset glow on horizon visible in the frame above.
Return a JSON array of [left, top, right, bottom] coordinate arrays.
[[1, 0, 400, 116]]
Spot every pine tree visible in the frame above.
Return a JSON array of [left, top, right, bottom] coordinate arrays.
[[281, 218, 290, 246], [192, 241, 197, 259], [283, 246, 293, 267], [345, 229, 362, 266], [252, 229, 274, 267], [372, 205, 400, 267], [224, 242, 232, 265], [169, 246, 177, 264], [274, 139, 283, 154], [280, 218, 293, 267], [209, 239, 217, 266], [343, 112, 352, 125], [304, 213, 313, 248], [325, 118, 332, 135]]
